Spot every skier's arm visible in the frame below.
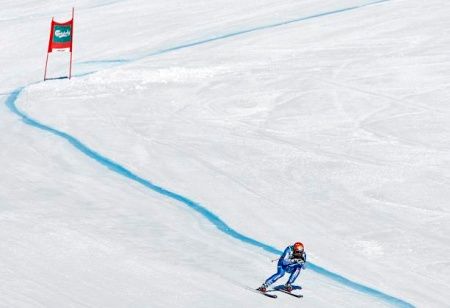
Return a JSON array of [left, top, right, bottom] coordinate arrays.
[[300, 252, 307, 268], [290, 251, 306, 267], [298, 252, 306, 262], [280, 247, 293, 266]]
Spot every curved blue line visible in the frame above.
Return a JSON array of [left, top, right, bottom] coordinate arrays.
[[3, 1, 414, 307], [135, 0, 389, 60]]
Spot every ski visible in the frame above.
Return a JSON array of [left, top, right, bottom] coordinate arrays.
[[245, 286, 278, 298], [255, 289, 277, 298], [276, 289, 303, 298], [273, 285, 303, 298]]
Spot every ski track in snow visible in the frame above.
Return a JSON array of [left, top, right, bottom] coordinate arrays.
[[3, 1, 415, 307]]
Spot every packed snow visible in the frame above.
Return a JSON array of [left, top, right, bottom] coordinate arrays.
[[2, 0, 450, 307]]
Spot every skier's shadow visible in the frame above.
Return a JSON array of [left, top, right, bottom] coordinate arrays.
[[44, 76, 69, 81], [273, 285, 302, 291]]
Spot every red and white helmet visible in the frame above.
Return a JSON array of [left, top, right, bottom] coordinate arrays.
[[293, 242, 304, 253]]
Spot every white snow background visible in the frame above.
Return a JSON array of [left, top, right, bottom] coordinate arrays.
[[1, 0, 450, 307]]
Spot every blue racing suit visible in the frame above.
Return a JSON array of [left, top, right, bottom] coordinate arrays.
[[264, 245, 306, 286]]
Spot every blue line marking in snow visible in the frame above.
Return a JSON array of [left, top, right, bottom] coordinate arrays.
[[128, 0, 391, 61], [4, 1, 414, 307]]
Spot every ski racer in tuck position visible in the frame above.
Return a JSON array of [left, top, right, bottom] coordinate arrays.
[[258, 242, 306, 292]]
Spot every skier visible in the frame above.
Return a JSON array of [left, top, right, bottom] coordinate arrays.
[[257, 242, 306, 293]]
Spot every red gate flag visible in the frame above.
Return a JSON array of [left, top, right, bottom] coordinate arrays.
[[48, 19, 73, 52], [44, 8, 75, 80]]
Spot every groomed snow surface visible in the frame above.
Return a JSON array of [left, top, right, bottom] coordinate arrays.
[[2, 0, 450, 307]]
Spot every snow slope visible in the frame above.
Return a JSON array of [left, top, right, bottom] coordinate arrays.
[[2, 0, 450, 307]]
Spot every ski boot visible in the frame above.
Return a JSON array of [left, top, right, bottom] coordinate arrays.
[[284, 283, 293, 292], [257, 283, 268, 293]]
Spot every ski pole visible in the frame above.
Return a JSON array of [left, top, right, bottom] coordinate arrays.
[[271, 258, 279, 262]]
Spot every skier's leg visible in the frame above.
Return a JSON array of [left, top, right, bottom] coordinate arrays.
[[287, 266, 302, 285], [264, 265, 286, 286]]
